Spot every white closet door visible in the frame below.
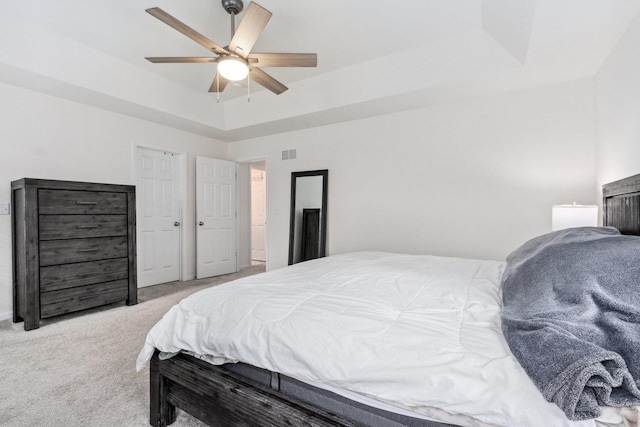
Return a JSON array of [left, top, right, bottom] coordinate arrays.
[[196, 156, 237, 278], [137, 147, 181, 287]]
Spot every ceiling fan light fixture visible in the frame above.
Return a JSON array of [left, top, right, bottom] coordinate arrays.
[[218, 56, 249, 81]]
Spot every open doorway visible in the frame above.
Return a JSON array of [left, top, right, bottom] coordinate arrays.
[[250, 161, 267, 266], [236, 160, 268, 270]]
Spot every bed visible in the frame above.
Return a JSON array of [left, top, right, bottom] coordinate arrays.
[[137, 174, 640, 427]]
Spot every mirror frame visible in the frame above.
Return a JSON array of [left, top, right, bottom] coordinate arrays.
[[288, 169, 328, 265]]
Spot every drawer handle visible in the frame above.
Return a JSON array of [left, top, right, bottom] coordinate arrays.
[[77, 249, 100, 253], [76, 201, 98, 205], [77, 225, 99, 229]]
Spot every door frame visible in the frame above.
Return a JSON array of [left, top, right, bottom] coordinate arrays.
[[237, 156, 268, 270], [133, 142, 188, 283]]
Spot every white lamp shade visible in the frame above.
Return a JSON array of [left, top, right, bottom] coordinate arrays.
[[551, 204, 598, 231], [217, 56, 249, 81]]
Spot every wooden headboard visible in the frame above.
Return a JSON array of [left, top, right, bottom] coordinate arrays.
[[602, 173, 640, 235]]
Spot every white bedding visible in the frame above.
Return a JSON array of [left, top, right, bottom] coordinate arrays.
[[137, 252, 622, 427]]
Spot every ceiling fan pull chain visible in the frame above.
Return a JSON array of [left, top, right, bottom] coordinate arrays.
[[216, 72, 220, 103], [247, 71, 251, 102]]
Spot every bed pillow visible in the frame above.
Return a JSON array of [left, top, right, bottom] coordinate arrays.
[[501, 227, 640, 420]]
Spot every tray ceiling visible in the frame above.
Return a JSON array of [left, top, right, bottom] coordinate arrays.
[[1, 0, 638, 141]]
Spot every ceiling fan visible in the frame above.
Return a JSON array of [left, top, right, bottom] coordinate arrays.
[[145, 0, 317, 95]]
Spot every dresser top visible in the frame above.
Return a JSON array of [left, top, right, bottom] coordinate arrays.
[[11, 178, 135, 193]]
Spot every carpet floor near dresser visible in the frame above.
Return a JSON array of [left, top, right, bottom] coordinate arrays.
[[0, 264, 265, 427]]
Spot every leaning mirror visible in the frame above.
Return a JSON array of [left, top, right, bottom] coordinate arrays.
[[288, 170, 328, 265]]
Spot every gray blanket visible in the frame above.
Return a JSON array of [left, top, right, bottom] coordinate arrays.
[[501, 227, 640, 420]]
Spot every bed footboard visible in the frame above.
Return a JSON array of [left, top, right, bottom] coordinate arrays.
[[149, 351, 359, 427]]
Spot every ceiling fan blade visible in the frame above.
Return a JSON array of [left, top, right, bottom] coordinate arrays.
[[247, 53, 317, 67], [228, 2, 272, 58], [209, 74, 230, 93], [250, 67, 288, 95], [146, 57, 218, 63], [146, 8, 229, 56]]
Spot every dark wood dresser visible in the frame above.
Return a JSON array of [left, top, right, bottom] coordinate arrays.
[[11, 178, 137, 330]]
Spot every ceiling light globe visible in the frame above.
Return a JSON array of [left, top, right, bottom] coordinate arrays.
[[218, 56, 249, 81]]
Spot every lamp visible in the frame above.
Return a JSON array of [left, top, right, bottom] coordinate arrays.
[[551, 203, 598, 231], [217, 56, 249, 81]]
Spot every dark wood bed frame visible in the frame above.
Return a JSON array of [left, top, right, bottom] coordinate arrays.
[[149, 173, 640, 427], [602, 173, 640, 236], [150, 352, 360, 427]]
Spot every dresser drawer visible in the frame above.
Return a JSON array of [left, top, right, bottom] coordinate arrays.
[[38, 189, 127, 215], [39, 215, 128, 240], [40, 258, 129, 292], [39, 236, 128, 266], [40, 279, 129, 318]]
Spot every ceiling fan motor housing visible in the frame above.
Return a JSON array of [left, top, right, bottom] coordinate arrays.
[[222, 0, 244, 15]]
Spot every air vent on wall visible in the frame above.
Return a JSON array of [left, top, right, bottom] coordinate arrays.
[[282, 149, 296, 160]]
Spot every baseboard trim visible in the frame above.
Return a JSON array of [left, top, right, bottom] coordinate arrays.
[[0, 311, 12, 322]]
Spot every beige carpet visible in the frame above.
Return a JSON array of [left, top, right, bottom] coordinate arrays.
[[0, 265, 265, 427]]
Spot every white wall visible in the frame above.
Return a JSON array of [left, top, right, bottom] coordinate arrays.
[[5, 63, 626, 321], [0, 82, 229, 320], [595, 13, 640, 190], [230, 79, 597, 269]]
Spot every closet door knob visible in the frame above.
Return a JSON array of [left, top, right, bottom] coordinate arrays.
[[174, 221, 180, 226], [198, 221, 204, 226]]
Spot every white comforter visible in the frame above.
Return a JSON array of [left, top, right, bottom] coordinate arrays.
[[137, 252, 610, 427]]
